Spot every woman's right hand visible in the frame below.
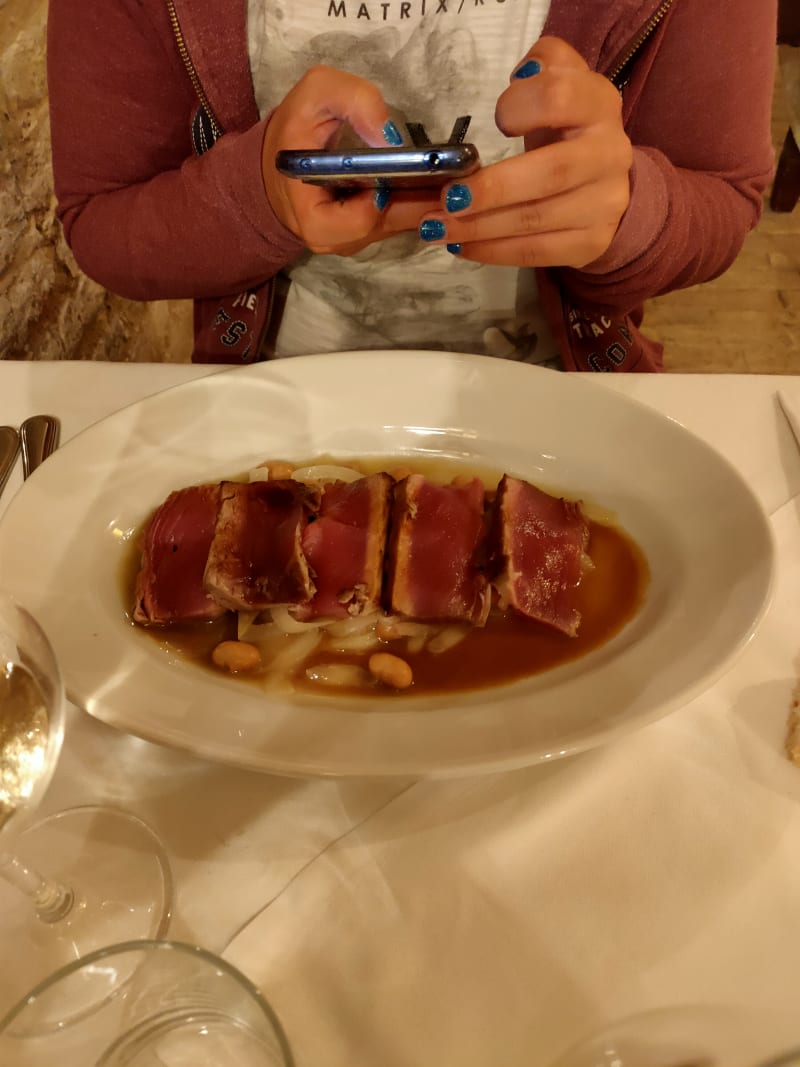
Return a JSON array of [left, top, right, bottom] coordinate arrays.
[[262, 66, 435, 256]]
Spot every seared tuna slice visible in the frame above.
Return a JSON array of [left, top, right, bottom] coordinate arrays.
[[133, 484, 224, 625], [203, 480, 320, 611], [386, 475, 490, 626], [296, 473, 393, 620], [489, 475, 590, 637]]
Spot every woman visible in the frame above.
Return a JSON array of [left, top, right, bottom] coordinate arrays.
[[46, 0, 777, 370]]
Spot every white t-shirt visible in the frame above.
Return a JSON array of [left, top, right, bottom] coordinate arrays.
[[247, 0, 557, 364]]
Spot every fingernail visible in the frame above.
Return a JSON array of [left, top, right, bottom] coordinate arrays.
[[420, 219, 446, 242], [374, 185, 391, 212], [445, 184, 472, 213], [383, 120, 403, 146], [446, 242, 462, 255], [513, 59, 541, 79]]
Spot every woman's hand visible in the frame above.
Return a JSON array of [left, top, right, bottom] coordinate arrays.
[[417, 37, 633, 268], [262, 65, 435, 256]]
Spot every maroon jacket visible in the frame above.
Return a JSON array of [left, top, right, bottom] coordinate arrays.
[[47, 0, 776, 371]]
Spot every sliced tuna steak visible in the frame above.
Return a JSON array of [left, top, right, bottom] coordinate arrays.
[[296, 473, 393, 620], [489, 475, 590, 637], [203, 480, 319, 611], [133, 484, 224, 625], [386, 474, 490, 626]]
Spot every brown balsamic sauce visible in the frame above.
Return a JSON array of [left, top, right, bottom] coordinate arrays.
[[123, 457, 649, 699]]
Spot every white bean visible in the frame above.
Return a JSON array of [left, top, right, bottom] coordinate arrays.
[[212, 641, 261, 673], [368, 653, 413, 690]]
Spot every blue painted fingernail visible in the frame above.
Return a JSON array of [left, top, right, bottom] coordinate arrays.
[[383, 120, 403, 146], [446, 242, 462, 255], [514, 59, 541, 79], [374, 185, 391, 212], [420, 219, 446, 242], [446, 184, 472, 213]]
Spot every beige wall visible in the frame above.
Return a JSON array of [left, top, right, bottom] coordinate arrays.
[[0, 0, 192, 362]]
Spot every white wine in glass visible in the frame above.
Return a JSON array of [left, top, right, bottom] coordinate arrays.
[[0, 592, 173, 1007]]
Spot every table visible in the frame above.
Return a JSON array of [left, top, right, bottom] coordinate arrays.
[[1, 362, 800, 1066]]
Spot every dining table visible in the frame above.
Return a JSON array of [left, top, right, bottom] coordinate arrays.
[[1, 358, 800, 1067]]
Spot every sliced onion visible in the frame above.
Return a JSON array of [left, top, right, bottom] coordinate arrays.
[[305, 663, 370, 688], [291, 464, 362, 485], [328, 632, 381, 653], [247, 467, 272, 483], [326, 613, 378, 637], [237, 611, 259, 639], [270, 605, 331, 634], [376, 617, 432, 642], [406, 632, 431, 654], [269, 631, 322, 676], [427, 626, 469, 654], [242, 621, 281, 642]]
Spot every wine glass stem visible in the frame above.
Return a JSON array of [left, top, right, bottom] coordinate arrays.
[[0, 851, 75, 923]]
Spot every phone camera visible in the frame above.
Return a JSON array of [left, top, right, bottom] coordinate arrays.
[[425, 151, 442, 169]]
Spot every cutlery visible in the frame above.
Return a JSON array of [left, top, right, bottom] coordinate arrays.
[[0, 426, 20, 500], [20, 415, 60, 480]]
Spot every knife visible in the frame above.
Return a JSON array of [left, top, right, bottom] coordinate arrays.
[[20, 415, 60, 479], [0, 426, 20, 499]]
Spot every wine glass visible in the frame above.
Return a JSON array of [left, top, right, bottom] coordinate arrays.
[[547, 1006, 800, 1067], [0, 939, 294, 1066], [0, 592, 172, 1007]]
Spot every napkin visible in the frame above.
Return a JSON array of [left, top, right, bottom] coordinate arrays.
[[225, 499, 800, 1067]]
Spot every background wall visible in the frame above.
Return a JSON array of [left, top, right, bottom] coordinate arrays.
[[0, 0, 192, 362]]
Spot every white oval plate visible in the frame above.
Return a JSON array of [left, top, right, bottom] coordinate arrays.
[[0, 352, 774, 778]]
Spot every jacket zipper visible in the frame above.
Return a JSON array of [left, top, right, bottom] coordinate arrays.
[[165, 0, 223, 139], [605, 0, 676, 89]]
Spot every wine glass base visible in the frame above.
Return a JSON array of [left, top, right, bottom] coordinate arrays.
[[0, 805, 172, 1010]]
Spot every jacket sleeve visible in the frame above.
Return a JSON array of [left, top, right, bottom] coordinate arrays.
[[557, 0, 777, 310], [46, 0, 303, 302]]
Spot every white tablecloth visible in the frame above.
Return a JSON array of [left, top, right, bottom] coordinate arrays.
[[1, 363, 800, 1066]]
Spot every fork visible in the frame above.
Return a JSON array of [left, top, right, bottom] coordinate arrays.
[[20, 415, 60, 480], [0, 427, 20, 500]]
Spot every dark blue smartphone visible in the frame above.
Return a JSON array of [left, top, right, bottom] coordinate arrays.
[[275, 142, 480, 190]]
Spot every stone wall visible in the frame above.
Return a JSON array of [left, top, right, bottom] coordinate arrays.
[[0, 0, 192, 362]]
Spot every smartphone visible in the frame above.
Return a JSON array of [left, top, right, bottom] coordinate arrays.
[[275, 143, 479, 190], [275, 117, 480, 190]]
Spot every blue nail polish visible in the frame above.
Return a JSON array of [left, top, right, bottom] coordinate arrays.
[[446, 184, 472, 213], [383, 120, 403, 146], [420, 219, 446, 242], [374, 186, 391, 212], [446, 243, 462, 255], [513, 59, 541, 79]]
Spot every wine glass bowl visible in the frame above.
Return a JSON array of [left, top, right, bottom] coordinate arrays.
[[0, 592, 65, 835], [0, 591, 173, 1008], [547, 1006, 800, 1067], [0, 940, 294, 1066]]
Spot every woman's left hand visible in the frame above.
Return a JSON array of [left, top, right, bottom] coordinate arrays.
[[418, 36, 633, 268]]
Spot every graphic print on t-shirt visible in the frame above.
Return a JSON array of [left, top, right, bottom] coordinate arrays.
[[248, 0, 556, 361]]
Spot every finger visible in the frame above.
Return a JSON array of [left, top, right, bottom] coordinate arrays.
[[437, 134, 622, 217], [513, 36, 590, 76], [450, 226, 618, 269], [496, 67, 622, 140], [294, 185, 437, 254], [425, 181, 627, 246], [284, 65, 396, 149], [380, 190, 440, 234], [287, 184, 380, 253]]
